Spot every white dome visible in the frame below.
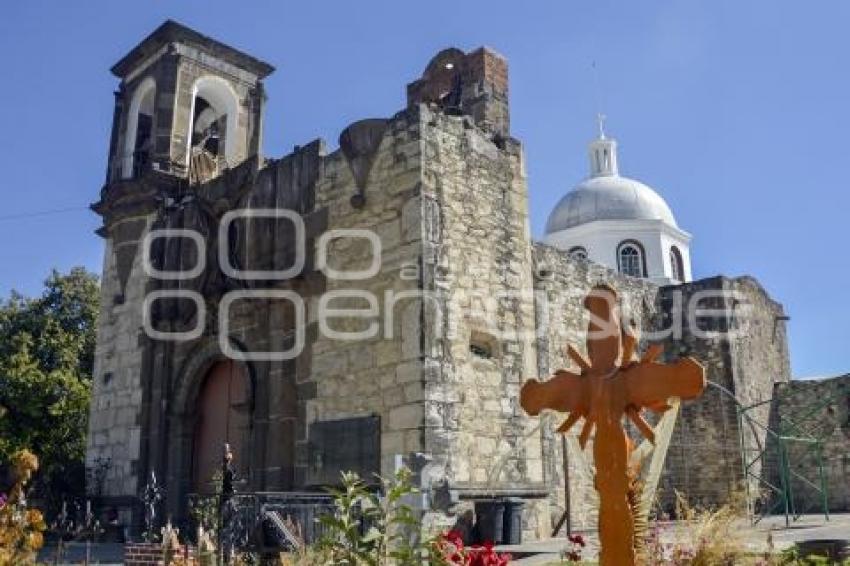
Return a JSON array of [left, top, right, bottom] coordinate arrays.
[[545, 174, 677, 234], [543, 125, 692, 284]]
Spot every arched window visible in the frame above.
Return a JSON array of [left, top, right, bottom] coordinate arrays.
[[670, 246, 684, 282], [568, 246, 588, 261], [187, 76, 239, 182], [617, 240, 646, 278], [122, 77, 156, 179]]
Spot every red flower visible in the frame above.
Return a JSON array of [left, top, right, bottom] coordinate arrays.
[[445, 530, 464, 544], [434, 531, 469, 565], [468, 543, 511, 566], [434, 531, 512, 565], [568, 533, 586, 547]]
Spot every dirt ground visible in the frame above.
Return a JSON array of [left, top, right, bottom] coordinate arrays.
[[503, 513, 850, 565]]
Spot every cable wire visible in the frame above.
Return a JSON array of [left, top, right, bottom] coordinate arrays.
[[0, 206, 89, 222]]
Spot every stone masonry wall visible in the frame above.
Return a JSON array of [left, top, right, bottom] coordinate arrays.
[[86, 214, 154, 523], [418, 104, 547, 539], [143, 110, 427, 512], [652, 278, 743, 509], [656, 277, 790, 510], [533, 244, 660, 530], [304, 108, 425, 478], [771, 375, 850, 512], [727, 277, 791, 500], [530, 245, 792, 528]]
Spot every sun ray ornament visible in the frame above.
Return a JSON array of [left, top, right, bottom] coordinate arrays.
[[520, 285, 706, 566]]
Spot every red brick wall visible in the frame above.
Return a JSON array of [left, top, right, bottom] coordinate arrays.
[[405, 46, 510, 136], [467, 47, 508, 97], [124, 542, 197, 566]]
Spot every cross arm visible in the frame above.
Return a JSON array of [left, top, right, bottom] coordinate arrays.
[[623, 357, 706, 409], [520, 369, 589, 416]]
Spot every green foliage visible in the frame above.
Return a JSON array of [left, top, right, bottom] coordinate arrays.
[[778, 545, 850, 566], [309, 468, 517, 565], [317, 468, 424, 566], [0, 267, 99, 505], [189, 471, 223, 540]]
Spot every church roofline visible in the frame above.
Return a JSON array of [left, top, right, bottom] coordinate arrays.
[[111, 19, 275, 79]]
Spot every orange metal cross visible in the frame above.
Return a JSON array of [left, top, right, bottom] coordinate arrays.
[[521, 285, 705, 566]]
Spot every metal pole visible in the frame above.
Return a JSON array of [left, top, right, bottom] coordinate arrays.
[[550, 434, 573, 538], [563, 434, 572, 536], [778, 441, 790, 528], [817, 442, 829, 521], [784, 438, 798, 520], [737, 407, 754, 523]]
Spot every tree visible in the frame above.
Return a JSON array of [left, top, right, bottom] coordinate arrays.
[[0, 267, 99, 507]]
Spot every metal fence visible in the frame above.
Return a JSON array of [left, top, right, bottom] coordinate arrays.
[[187, 491, 338, 553]]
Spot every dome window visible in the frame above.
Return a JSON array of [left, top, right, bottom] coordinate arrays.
[[617, 241, 646, 278], [670, 246, 684, 282], [568, 246, 588, 261]]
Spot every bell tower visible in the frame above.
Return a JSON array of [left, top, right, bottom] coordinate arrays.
[[87, 22, 273, 529], [105, 20, 274, 183]]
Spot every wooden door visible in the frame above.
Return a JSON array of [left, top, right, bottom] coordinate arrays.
[[192, 360, 250, 494]]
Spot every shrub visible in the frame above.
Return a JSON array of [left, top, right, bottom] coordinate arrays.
[[189, 471, 223, 542], [312, 468, 513, 566], [0, 449, 46, 565], [317, 468, 422, 565]]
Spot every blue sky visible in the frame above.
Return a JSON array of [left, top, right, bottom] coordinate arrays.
[[0, 1, 847, 378]]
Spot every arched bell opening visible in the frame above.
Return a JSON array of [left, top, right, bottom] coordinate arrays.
[[122, 76, 156, 179], [187, 76, 239, 182]]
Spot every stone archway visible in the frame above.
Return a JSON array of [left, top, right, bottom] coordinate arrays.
[[191, 360, 251, 494], [164, 337, 257, 520]]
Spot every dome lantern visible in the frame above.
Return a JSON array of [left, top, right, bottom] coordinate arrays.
[[543, 119, 693, 285], [589, 113, 618, 177]]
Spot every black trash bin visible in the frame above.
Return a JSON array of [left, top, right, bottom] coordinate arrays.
[[796, 539, 850, 562], [501, 498, 525, 545], [473, 500, 506, 545]]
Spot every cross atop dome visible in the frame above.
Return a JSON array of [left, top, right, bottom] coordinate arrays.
[[597, 112, 607, 139]]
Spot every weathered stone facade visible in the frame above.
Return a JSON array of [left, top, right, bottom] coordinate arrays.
[[87, 20, 806, 540], [771, 375, 850, 512], [530, 247, 792, 529]]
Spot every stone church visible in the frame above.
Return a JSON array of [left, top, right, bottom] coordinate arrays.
[[87, 20, 821, 539]]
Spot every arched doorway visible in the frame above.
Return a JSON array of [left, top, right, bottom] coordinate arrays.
[[191, 360, 251, 494]]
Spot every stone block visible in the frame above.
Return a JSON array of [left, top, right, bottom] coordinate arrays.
[[396, 360, 422, 384], [388, 404, 424, 431]]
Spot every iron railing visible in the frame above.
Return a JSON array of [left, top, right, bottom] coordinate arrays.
[[734, 390, 832, 526], [186, 491, 337, 553]]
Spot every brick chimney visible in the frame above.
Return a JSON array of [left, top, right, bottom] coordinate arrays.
[[407, 46, 509, 137]]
